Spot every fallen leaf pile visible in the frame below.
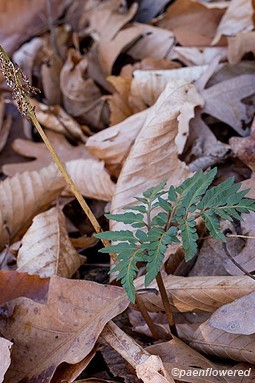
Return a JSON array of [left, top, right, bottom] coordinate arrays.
[[1, 0, 255, 382]]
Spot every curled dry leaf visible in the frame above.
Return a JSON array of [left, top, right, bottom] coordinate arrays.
[[0, 163, 65, 251], [2, 130, 90, 176], [209, 290, 255, 336], [86, 108, 150, 176], [134, 275, 255, 313], [212, 0, 254, 45], [65, 159, 116, 201], [0, 276, 129, 383], [17, 207, 85, 278], [110, 82, 199, 226], [60, 49, 103, 121], [31, 99, 86, 142], [0, 337, 12, 383]]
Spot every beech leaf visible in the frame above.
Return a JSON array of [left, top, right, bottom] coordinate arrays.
[[17, 207, 85, 278]]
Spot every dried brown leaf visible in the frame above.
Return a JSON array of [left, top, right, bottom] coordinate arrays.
[[135, 275, 255, 313], [106, 75, 133, 125], [185, 320, 255, 364], [201, 75, 255, 135], [1, 276, 129, 383], [156, 0, 224, 46], [0, 270, 49, 305], [147, 337, 233, 383], [0, 163, 65, 250], [209, 290, 255, 335], [17, 207, 85, 278], [0, 0, 66, 54], [60, 49, 103, 123], [31, 100, 86, 142]]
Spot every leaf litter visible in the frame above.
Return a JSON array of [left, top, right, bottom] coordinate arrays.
[[1, 0, 255, 382]]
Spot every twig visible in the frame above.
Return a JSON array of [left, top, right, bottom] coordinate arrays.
[[223, 229, 255, 281]]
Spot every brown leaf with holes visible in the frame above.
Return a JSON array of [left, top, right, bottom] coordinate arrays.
[[17, 207, 85, 278], [0, 276, 129, 383]]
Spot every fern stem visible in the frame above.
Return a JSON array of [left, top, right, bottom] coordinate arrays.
[[135, 293, 161, 340], [155, 271, 177, 337]]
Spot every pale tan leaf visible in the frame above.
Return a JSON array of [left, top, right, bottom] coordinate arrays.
[[129, 66, 208, 113], [134, 275, 255, 313], [17, 207, 85, 278], [86, 109, 149, 176], [0, 337, 12, 383], [228, 32, 255, 65], [2, 130, 90, 176], [1, 276, 129, 383], [184, 320, 255, 364], [65, 159, 116, 201], [209, 291, 255, 335], [31, 100, 86, 142], [110, 83, 195, 225], [212, 0, 254, 45], [0, 163, 65, 251]]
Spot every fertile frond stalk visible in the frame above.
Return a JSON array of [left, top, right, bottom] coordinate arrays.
[[0, 45, 111, 251]]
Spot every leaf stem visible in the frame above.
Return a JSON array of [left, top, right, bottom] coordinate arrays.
[[135, 293, 161, 340], [155, 271, 177, 337]]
